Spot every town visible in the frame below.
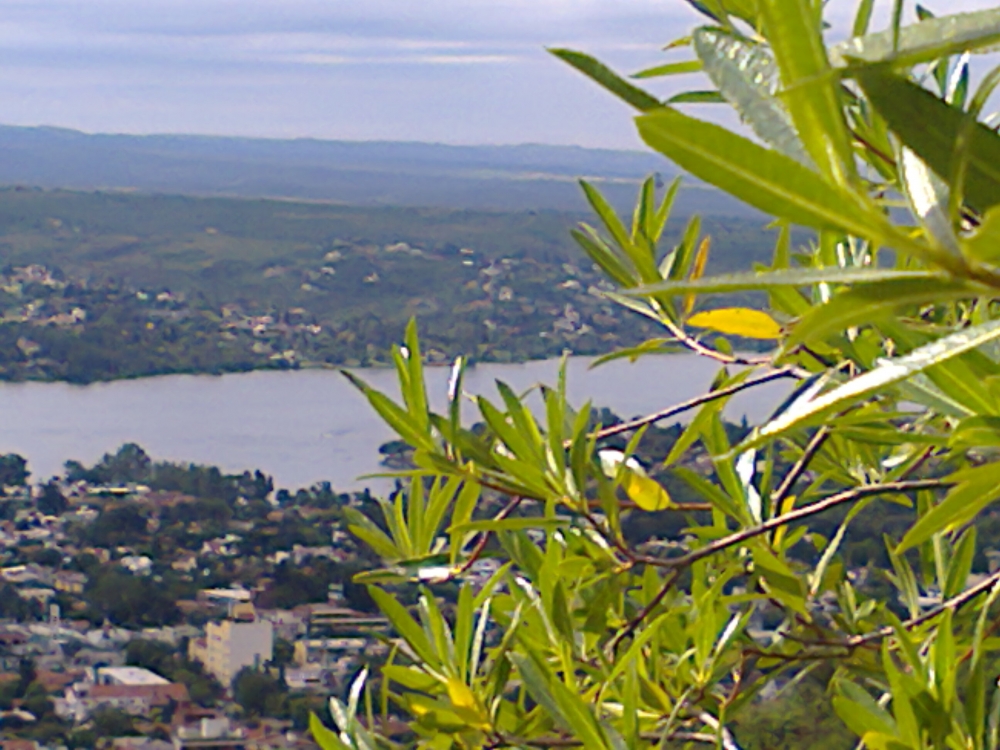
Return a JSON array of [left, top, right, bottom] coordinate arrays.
[[0, 444, 507, 750]]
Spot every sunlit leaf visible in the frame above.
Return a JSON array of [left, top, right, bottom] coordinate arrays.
[[831, 7, 1000, 67], [550, 48, 662, 111], [750, 317, 1000, 445], [694, 27, 810, 165], [688, 308, 782, 339], [636, 107, 896, 243], [857, 66, 1000, 213], [898, 463, 1000, 550]]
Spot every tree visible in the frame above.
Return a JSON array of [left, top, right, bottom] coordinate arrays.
[[313, 4, 1000, 750], [232, 667, 286, 718], [37, 481, 67, 516], [0, 453, 29, 488], [91, 707, 137, 737]]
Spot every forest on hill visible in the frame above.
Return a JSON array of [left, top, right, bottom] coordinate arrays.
[[0, 187, 778, 382]]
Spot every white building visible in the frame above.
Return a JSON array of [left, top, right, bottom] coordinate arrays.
[[95, 666, 170, 686], [188, 605, 273, 688]]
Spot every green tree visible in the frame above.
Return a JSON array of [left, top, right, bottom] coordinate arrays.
[[314, 4, 1000, 750], [0, 453, 29, 488], [232, 667, 287, 717], [91, 707, 137, 737], [37, 481, 68, 516]]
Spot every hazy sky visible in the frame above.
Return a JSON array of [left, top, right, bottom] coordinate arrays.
[[0, 0, 991, 148]]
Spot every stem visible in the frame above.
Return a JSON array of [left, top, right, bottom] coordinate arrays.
[[651, 479, 946, 570], [848, 567, 1000, 647], [606, 569, 681, 653], [609, 480, 945, 649], [588, 366, 802, 442], [431, 495, 522, 583], [768, 427, 830, 520]]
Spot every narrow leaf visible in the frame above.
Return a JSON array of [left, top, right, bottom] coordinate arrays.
[[687, 308, 782, 339]]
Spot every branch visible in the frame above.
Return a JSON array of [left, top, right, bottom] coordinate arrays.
[[609, 479, 946, 650], [428, 495, 522, 584], [658, 313, 771, 369], [653, 479, 946, 570], [847, 566, 1000, 647], [768, 427, 830, 520], [606, 569, 681, 653], [589, 366, 802, 442], [493, 730, 721, 748]]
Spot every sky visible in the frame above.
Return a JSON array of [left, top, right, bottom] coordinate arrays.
[[0, 0, 992, 149]]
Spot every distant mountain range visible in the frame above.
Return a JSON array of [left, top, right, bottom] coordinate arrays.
[[0, 125, 756, 216]]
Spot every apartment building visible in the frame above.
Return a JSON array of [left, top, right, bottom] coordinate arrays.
[[188, 603, 273, 688]]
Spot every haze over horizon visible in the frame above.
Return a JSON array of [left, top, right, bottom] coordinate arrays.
[[0, 0, 992, 151]]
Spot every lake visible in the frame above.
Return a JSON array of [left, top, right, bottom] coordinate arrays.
[[0, 355, 791, 492]]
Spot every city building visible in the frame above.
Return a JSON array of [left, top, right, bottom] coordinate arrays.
[[188, 604, 273, 688]]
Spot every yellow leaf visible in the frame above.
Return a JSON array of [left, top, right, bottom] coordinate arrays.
[[687, 308, 782, 339], [446, 678, 490, 730], [623, 471, 673, 511], [684, 236, 711, 315]]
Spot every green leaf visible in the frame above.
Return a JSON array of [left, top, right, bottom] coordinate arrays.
[[750, 317, 1000, 445], [580, 181, 632, 258], [693, 27, 810, 165], [856, 67, 1000, 213], [632, 267, 940, 297], [785, 277, 978, 348], [852, 0, 877, 37], [758, 0, 856, 186], [448, 517, 568, 535], [368, 587, 441, 668], [589, 339, 682, 367], [963, 205, 1000, 264], [550, 48, 662, 112], [382, 665, 440, 692], [508, 652, 610, 750], [832, 681, 898, 738], [751, 544, 808, 616], [401, 319, 430, 431], [309, 713, 350, 750], [900, 147, 960, 255], [344, 507, 400, 561], [633, 60, 702, 78], [665, 90, 726, 104], [572, 226, 635, 288], [636, 107, 889, 239], [949, 415, 1000, 448], [831, 7, 1000, 67], [342, 371, 435, 452], [944, 527, 976, 598], [899, 463, 1000, 550]]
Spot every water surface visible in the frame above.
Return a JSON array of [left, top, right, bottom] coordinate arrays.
[[0, 356, 790, 491]]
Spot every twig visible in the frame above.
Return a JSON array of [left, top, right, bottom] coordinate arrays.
[[607, 480, 945, 650], [659, 314, 771, 369], [490, 731, 719, 748], [647, 479, 945, 571], [768, 427, 830, 520], [432, 495, 522, 583], [847, 567, 1000, 647], [606, 569, 681, 653], [588, 366, 802, 442]]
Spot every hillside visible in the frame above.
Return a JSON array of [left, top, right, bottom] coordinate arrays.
[[0, 188, 778, 382], [0, 125, 757, 215]]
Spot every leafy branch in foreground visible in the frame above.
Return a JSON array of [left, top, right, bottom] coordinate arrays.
[[314, 3, 1000, 750]]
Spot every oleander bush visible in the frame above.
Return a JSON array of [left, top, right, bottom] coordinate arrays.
[[313, 2, 1000, 749]]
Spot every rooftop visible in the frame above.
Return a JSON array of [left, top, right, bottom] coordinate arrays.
[[97, 666, 170, 686]]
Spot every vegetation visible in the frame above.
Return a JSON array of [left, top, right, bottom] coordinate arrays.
[[310, 3, 1000, 750], [0, 189, 777, 381]]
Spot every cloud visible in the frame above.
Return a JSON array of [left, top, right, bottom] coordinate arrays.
[[0, 0, 994, 147]]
